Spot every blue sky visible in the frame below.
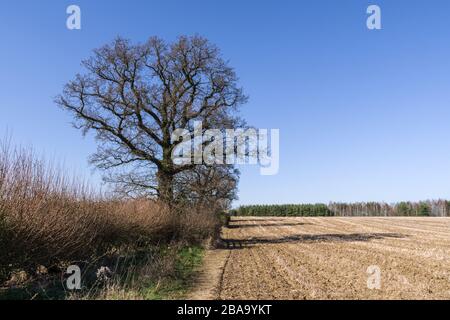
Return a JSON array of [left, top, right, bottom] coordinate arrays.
[[1, 0, 450, 205]]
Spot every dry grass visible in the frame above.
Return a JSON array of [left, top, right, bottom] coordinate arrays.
[[0, 137, 220, 296]]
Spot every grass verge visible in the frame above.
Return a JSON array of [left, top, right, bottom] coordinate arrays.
[[0, 244, 204, 300], [140, 246, 204, 300]]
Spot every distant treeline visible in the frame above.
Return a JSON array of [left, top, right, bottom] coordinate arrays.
[[232, 200, 450, 217]]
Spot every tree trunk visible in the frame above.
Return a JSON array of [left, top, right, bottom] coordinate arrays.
[[157, 170, 174, 204]]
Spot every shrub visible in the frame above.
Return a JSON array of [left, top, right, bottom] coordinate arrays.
[[0, 138, 219, 284]]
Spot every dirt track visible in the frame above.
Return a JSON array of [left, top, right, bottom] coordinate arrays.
[[211, 217, 450, 299]]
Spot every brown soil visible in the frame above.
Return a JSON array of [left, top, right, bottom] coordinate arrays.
[[187, 249, 230, 300], [194, 217, 450, 300]]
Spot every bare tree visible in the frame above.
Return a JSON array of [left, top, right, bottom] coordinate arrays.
[[174, 165, 239, 209], [56, 36, 247, 202]]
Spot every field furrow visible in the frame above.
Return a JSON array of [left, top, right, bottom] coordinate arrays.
[[219, 217, 450, 299]]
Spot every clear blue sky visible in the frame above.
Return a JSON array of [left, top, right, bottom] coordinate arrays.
[[1, 0, 450, 206]]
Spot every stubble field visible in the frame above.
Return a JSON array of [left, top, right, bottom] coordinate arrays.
[[217, 217, 450, 299]]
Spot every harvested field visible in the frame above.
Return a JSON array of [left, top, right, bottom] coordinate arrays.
[[217, 217, 450, 299]]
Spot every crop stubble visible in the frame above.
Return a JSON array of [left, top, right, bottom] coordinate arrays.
[[218, 217, 450, 299]]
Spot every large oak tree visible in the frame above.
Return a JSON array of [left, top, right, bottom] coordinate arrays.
[[56, 36, 247, 202]]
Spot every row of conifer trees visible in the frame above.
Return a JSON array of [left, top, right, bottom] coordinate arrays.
[[233, 200, 450, 217]]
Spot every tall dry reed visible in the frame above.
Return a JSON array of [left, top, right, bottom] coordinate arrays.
[[0, 138, 173, 282]]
